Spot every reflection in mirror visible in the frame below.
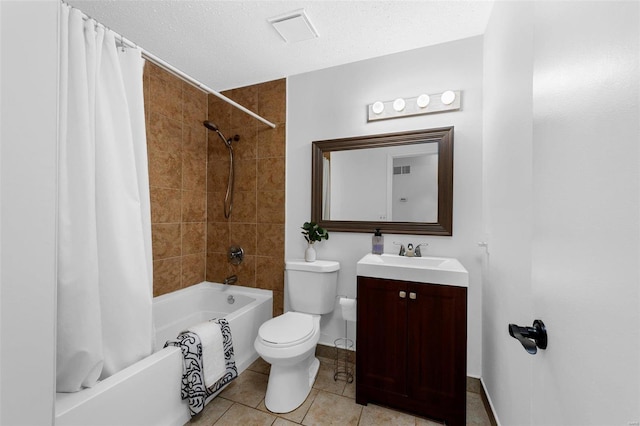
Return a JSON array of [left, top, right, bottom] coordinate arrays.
[[325, 144, 438, 222], [392, 150, 438, 222], [312, 127, 453, 235]]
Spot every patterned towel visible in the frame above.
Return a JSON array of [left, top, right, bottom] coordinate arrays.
[[164, 318, 238, 416]]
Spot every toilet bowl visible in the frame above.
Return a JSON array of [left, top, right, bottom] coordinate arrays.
[[254, 312, 321, 413], [254, 259, 340, 414]]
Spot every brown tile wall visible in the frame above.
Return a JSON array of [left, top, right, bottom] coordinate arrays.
[[144, 63, 208, 296], [143, 62, 286, 311], [206, 79, 286, 316]]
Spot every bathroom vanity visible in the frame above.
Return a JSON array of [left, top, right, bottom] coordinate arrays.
[[355, 254, 468, 426]]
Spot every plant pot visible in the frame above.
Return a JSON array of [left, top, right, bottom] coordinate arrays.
[[305, 243, 316, 262]]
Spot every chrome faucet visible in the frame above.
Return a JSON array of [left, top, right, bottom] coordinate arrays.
[[394, 242, 429, 257], [405, 243, 416, 257], [414, 243, 428, 257], [223, 275, 238, 285]]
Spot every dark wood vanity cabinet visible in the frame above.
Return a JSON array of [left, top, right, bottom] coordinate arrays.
[[356, 276, 467, 426]]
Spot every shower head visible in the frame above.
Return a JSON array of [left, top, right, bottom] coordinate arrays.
[[203, 120, 239, 148], [203, 120, 230, 147], [203, 120, 219, 132]]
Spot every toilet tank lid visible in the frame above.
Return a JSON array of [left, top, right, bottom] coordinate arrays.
[[286, 259, 340, 272]]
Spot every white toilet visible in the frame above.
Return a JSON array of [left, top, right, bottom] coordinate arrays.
[[254, 259, 340, 413]]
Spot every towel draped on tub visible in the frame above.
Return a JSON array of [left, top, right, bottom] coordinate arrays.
[[164, 318, 238, 416], [187, 320, 227, 387]]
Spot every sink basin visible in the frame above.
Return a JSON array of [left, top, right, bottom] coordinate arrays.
[[357, 253, 469, 287]]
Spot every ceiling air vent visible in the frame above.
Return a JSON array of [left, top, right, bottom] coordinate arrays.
[[268, 9, 319, 43]]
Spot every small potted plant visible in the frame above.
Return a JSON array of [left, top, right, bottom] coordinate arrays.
[[301, 221, 329, 262]]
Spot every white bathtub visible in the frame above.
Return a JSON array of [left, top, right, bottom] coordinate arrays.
[[55, 282, 272, 426]]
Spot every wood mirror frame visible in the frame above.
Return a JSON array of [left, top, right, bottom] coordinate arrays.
[[311, 127, 453, 235]]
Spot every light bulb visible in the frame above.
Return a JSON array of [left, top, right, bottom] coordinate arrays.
[[372, 101, 384, 114], [441, 91, 456, 105], [416, 94, 430, 108], [393, 98, 406, 112]]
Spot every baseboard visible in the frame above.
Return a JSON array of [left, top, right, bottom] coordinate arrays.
[[480, 377, 500, 426], [316, 342, 353, 360]]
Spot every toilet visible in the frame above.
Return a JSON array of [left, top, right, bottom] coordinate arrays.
[[254, 259, 340, 413]]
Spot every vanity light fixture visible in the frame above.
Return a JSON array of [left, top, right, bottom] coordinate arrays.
[[367, 90, 462, 122]]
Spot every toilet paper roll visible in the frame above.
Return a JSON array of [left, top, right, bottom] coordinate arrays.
[[339, 297, 357, 322]]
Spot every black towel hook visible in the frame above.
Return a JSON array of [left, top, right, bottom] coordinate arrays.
[[508, 319, 547, 355]]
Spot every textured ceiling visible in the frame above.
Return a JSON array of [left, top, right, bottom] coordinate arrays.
[[66, 0, 494, 91]]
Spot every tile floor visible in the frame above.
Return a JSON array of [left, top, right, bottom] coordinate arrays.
[[188, 356, 492, 426]]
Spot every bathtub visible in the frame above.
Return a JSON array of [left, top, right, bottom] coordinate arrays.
[[55, 282, 272, 426]]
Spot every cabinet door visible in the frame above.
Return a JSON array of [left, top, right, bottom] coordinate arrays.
[[407, 283, 467, 425], [356, 277, 408, 397]]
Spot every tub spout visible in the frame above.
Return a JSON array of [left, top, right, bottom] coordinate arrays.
[[224, 275, 238, 285]]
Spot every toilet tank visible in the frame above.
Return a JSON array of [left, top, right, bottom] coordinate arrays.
[[285, 259, 340, 314]]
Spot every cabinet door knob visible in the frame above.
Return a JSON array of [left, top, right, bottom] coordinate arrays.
[[409, 292, 417, 300], [399, 291, 406, 298]]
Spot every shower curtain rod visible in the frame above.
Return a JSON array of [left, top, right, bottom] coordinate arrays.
[[76, 6, 277, 129], [135, 43, 277, 129]]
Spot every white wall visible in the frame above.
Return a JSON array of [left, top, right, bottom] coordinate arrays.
[[287, 37, 484, 376], [482, 2, 534, 424], [483, 1, 639, 424], [0, 1, 58, 424]]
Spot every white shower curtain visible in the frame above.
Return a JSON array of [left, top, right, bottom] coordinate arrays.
[[57, 4, 153, 392]]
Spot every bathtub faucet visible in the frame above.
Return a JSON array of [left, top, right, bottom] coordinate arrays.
[[223, 275, 238, 285]]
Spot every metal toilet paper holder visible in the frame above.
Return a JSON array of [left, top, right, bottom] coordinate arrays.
[[334, 296, 356, 383]]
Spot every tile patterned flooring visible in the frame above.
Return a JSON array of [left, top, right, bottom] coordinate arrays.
[[188, 357, 492, 426]]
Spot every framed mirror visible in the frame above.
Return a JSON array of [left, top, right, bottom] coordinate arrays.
[[311, 127, 453, 235]]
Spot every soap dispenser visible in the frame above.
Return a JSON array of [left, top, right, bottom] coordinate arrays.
[[372, 229, 384, 255]]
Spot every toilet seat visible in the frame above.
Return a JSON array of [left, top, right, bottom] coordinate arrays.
[[258, 312, 316, 348]]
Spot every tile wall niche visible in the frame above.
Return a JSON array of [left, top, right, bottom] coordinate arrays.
[[144, 63, 208, 296], [206, 79, 286, 316]]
